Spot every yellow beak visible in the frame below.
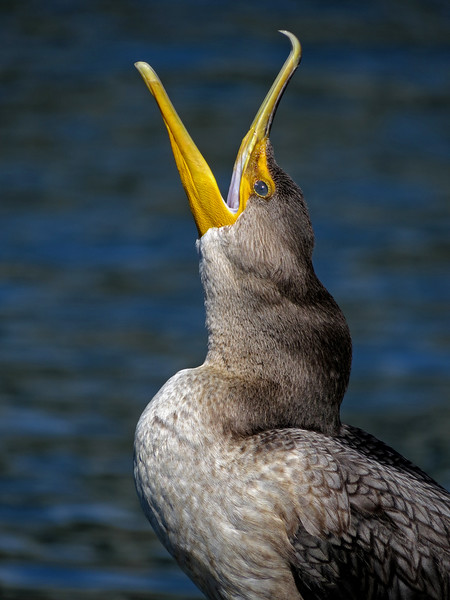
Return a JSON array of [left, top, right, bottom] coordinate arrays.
[[135, 31, 301, 237]]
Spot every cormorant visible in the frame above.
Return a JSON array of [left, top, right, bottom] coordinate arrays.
[[133, 32, 450, 599]]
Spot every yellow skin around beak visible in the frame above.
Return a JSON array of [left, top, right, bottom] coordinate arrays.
[[135, 31, 301, 237]]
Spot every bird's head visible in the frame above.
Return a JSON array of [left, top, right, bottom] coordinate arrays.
[[135, 33, 304, 234], [136, 32, 315, 295]]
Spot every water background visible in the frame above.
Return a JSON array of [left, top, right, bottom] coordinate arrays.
[[1, 1, 449, 598]]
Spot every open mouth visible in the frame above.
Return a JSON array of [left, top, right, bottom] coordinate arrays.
[[135, 31, 301, 236]]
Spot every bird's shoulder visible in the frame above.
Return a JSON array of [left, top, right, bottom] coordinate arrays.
[[253, 424, 450, 533], [251, 425, 450, 599]]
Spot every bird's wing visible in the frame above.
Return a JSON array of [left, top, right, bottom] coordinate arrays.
[[339, 423, 446, 488], [253, 429, 352, 540], [272, 429, 450, 599]]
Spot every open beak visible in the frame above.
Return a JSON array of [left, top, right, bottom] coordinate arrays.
[[135, 31, 301, 237]]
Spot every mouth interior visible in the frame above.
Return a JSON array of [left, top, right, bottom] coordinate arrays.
[[225, 151, 246, 213]]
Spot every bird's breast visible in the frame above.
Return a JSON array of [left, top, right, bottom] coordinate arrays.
[[133, 366, 303, 599]]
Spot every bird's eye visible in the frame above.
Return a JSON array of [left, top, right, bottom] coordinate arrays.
[[253, 180, 270, 198]]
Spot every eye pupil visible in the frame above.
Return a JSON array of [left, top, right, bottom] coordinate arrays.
[[254, 180, 269, 197]]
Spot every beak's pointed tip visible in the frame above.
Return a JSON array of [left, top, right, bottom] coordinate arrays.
[[278, 30, 302, 63], [135, 61, 158, 81]]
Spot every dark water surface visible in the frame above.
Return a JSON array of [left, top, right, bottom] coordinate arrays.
[[1, 1, 449, 598]]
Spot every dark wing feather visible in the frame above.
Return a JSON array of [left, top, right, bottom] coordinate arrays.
[[285, 429, 450, 600], [339, 424, 446, 489]]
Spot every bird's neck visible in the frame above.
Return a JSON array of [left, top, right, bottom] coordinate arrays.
[[202, 265, 352, 437]]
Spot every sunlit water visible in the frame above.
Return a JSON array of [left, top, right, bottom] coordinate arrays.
[[1, 2, 449, 598]]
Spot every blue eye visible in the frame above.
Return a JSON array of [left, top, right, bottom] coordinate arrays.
[[253, 180, 270, 197]]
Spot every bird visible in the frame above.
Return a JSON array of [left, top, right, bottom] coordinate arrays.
[[133, 32, 450, 600]]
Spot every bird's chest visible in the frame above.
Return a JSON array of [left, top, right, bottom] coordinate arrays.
[[133, 372, 241, 593], [133, 370, 299, 599], [134, 381, 215, 552]]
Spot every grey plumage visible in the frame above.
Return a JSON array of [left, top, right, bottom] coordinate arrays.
[[134, 146, 450, 599], [133, 33, 450, 597]]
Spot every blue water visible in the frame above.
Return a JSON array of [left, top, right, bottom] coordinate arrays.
[[1, 1, 449, 598]]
